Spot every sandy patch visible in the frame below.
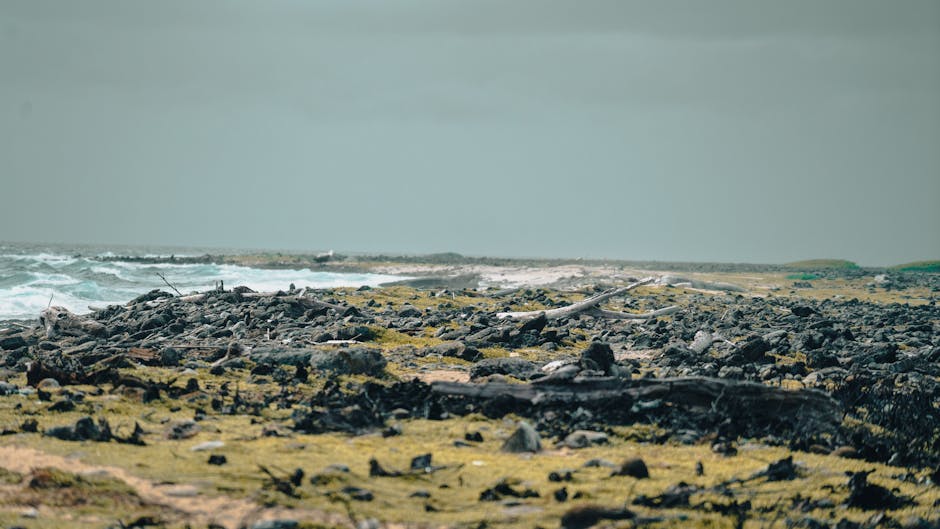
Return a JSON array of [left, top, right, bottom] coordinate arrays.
[[0, 445, 351, 529]]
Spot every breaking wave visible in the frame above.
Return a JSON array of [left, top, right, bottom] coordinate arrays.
[[0, 246, 403, 320]]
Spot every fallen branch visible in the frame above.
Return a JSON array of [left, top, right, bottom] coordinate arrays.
[[155, 272, 183, 297], [496, 278, 673, 321], [585, 305, 680, 320]]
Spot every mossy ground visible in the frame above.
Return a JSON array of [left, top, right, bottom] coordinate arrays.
[[1, 270, 938, 528]]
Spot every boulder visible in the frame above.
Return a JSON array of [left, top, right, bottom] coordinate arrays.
[[579, 342, 615, 375], [501, 422, 541, 453], [309, 347, 387, 376], [469, 358, 539, 381]]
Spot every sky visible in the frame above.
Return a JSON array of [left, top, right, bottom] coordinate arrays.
[[1, 0, 938, 266]]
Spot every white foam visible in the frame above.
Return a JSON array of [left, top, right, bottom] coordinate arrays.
[[0, 252, 408, 320]]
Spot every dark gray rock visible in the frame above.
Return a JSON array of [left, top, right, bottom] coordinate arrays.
[[309, 347, 387, 376], [561, 430, 609, 449], [423, 342, 482, 362], [0, 335, 27, 351], [579, 342, 615, 375], [612, 458, 649, 479], [44, 416, 111, 442], [735, 336, 772, 363], [250, 347, 316, 366], [501, 422, 541, 453], [250, 521, 299, 529], [469, 357, 538, 381]]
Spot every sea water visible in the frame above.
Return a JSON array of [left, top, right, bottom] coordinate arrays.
[[0, 243, 404, 320]]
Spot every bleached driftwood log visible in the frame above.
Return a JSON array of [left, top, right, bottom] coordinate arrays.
[[40, 306, 106, 339], [432, 376, 840, 427], [584, 305, 680, 320], [496, 277, 678, 322], [657, 275, 746, 293]]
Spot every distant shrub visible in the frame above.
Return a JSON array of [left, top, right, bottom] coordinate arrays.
[[786, 273, 820, 280], [784, 259, 859, 270], [890, 260, 940, 273]]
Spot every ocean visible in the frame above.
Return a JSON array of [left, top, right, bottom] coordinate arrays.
[[0, 242, 404, 321]]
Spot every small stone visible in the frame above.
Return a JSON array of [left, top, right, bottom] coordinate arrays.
[[464, 431, 484, 443], [343, 486, 374, 502], [548, 471, 573, 482], [832, 446, 860, 459], [249, 521, 299, 529], [711, 441, 738, 456], [208, 454, 227, 465], [410, 453, 433, 472], [36, 378, 60, 390], [166, 420, 200, 440], [561, 430, 609, 449], [582, 458, 617, 469], [164, 485, 199, 497], [382, 424, 402, 438]]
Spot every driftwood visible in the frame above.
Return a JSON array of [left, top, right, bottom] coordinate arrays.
[[137, 291, 353, 315], [657, 275, 746, 293], [496, 278, 678, 322], [431, 376, 840, 426], [585, 306, 680, 320], [40, 306, 106, 339]]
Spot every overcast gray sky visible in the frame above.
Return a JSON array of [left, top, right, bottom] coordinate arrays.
[[1, 0, 938, 265]]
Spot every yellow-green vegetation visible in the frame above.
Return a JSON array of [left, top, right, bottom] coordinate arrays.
[[2, 389, 938, 528], [663, 270, 934, 305], [891, 260, 940, 273], [1, 272, 938, 528]]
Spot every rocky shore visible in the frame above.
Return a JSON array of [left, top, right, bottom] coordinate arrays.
[[0, 264, 938, 529]]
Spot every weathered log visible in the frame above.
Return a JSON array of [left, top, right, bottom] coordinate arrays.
[[585, 305, 680, 320], [39, 306, 106, 339], [431, 376, 840, 426], [657, 275, 746, 293], [496, 278, 667, 321]]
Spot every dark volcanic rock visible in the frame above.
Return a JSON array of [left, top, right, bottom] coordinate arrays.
[[44, 416, 112, 442], [469, 357, 538, 381], [560, 505, 635, 529], [791, 305, 816, 318], [422, 342, 482, 362], [579, 341, 615, 375], [731, 336, 772, 364], [846, 470, 913, 510], [0, 335, 27, 351], [519, 313, 548, 333], [612, 458, 649, 479]]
